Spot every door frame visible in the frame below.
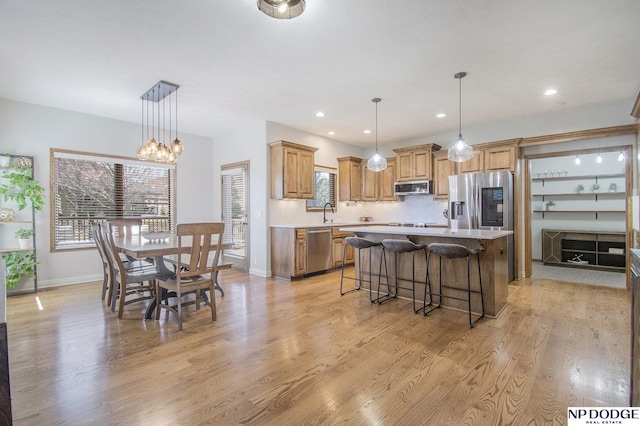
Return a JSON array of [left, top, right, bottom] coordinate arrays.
[[221, 160, 250, 272]]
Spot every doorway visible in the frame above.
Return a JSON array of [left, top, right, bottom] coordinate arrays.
[[221, 161, 249, 272]]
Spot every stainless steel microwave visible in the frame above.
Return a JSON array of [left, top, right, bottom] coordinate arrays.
[[393, 180, 432, 195]]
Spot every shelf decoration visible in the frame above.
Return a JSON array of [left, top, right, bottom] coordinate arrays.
[[609, 183, 617, 192], [15, 228, 34, 249], [577, 184, 584, 193], [1, 252, 38, 289], [0, 154, 10, 168], [546, 200, 556, 210], [591, 183, 600, 193], [0, 208, 14, 222]]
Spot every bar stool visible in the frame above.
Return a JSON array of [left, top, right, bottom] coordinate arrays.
[[340, 237, 382, 302], [377, 239, 430, 313], [426, 243, 484, 328]]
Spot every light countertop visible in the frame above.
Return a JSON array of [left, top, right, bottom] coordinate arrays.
[[270, 222, 385, 229], [339, 225, 513, 240]]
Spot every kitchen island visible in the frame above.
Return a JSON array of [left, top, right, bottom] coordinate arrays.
[[339, 225, 513, 317]]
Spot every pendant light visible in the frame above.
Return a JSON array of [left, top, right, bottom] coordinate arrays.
[[447, 72, 474, 163], [257, 0, 305, 19], [367, 98, 387, 172]]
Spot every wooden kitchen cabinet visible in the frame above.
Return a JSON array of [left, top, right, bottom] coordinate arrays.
[[269, 141, 318, 200], [457, 149, 485, 174], [294, 228, 307, 276], [432, 150, 456, 199], [332, 227, 355, 267], [337, 156, 362, 201], [361, 160, 378, 201], [271, 227, 307, 279], [379, 157, 397, 201], [393, 144, 441, 182], [361, 157, 396, 201], [484, 145, 517, 172]]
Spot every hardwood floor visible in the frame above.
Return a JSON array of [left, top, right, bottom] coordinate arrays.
[[6, 269, 630, 425]]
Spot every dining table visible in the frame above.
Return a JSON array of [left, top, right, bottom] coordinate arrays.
[[114, 235, 232, 319]]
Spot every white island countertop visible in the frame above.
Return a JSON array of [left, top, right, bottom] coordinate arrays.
[[339, 225, 513, 240]]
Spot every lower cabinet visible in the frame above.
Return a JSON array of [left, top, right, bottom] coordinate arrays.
[[332, 226, 355, 267], [271, 227, 307, 279]]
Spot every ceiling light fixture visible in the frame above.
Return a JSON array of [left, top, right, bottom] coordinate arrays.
[[136, 81, 183, 164], [436, 113, 446, 118], [545, 89, 558, 96], [448, 72, 474, 163], [316, 112, 325, 118], [257, 0, 305, 19], [367, 98, 387, 172], [575, 155, 581, 165], [596, 153, 603, 163], [618, 151, 624, 161]]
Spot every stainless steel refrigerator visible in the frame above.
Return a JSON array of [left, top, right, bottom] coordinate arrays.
[[448, 171, 515, 282]]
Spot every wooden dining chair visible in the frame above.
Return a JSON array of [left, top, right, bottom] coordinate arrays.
[[102, 222, 166, 318], [91, 222, 113, 305], [155, 222, 225, 332], [108, 218, 143, 262]]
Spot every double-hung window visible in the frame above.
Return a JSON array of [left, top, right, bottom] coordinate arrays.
[[51, 149, 176, 251]]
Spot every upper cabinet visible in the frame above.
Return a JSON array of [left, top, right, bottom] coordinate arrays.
[[456, 139, 520, 174], [484, 145, 517, 172], [379, 157, 397, 201], [457, 150, 485, 174], [337, 156, 362, 202], [393, 143, 441, 182], [361, 157, 397, 202], [269, 141, 318, 200], [432, 151, 456, 199]]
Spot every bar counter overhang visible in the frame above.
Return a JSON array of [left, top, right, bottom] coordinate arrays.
[[339, 225, 513, 318]]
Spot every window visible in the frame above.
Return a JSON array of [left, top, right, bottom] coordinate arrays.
[[51, 149, 175, 251], [306, 166, 337, 211]]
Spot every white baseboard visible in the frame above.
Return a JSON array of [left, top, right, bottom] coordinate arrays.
[[38, 274, 102, 289]]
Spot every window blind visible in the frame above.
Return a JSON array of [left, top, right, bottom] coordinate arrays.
[[52, 150, 175, 250]]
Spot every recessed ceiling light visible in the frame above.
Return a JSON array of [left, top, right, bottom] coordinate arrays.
[[544, 89, 557, 96], [363, 130, 371, 134], [316, 112, 325, 118], [328, 131, 335, 135], [436, 113, 446, 118]]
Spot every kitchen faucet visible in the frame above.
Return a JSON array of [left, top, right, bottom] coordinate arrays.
[[323, 202, 334, 223]]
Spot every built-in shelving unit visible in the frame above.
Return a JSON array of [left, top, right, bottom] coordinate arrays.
[[542, 229, 625, 272], [0, 155, 38, 294]]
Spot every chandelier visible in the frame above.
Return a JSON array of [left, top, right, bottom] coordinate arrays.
[[136, 81, 183, 164], [257, 0, 305, 19]]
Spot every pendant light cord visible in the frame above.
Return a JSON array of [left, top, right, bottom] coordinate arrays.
[[458, 75, 462, 139]]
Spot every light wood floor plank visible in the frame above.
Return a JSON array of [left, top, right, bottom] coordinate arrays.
[[6, 268, 631, 425]]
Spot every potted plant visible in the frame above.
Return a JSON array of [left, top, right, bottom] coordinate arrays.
[[577, 184, 584, 193], [546, 200, 556, 210], [609, 183, 617, 192], [591, 183, 600, 192], [15, 228, 34, 249], [0, 167, 45, 210], [1, 251, 38, 288]]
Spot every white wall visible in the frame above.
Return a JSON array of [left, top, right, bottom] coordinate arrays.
[[212, 119, 269, 276], [0, 98, 216, 291]]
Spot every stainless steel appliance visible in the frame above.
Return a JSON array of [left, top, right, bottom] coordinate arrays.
[[448, 171, 515, 281], [394, 180, 432, 195], [306, 228, 333, 275]]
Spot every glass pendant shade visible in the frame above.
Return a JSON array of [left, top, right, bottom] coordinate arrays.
[[448, 134, 474, 162], [367, 97, 387, 172], [257, 0, 305, 19], [447, 72, 474, 163], [367, 152, 387, 172]]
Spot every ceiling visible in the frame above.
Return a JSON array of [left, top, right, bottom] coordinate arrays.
[[0, 0, 639, 148]]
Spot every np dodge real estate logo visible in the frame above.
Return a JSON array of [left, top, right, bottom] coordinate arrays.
[[568, 408, 640, 425]]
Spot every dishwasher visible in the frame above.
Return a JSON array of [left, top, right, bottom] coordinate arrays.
[[306, 227, 333, 275]]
